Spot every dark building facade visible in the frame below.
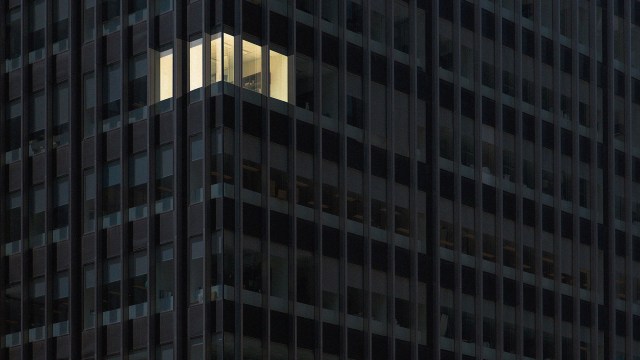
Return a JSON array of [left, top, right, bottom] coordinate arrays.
[[2, 0, 640, 359]]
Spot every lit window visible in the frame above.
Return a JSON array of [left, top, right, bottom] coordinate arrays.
[[242, 40, 262, 93], [270, 50, 288, 102], [189, 38, 203, 92], [157, 48, 173, 111], [211, 33, 235, 84]]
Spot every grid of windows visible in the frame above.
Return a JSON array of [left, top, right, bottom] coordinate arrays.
[[2, 1, 640, 360]]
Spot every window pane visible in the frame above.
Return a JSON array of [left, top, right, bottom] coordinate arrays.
[[103, 63, 122, 130], [157, 245, 174, 312], [29, 184, 46, 247], [158, 48, 173, 102], [189, 38, 204, 92], [242, 40, 262, 93], [270, 50, 288, 102], [190, 236, 204, 303], [190, 135, 204, 203], [6, 8, 22, 70]]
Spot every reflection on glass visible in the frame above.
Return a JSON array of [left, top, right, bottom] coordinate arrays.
[[242, 40, 262, 93], [189, 38, 203, 92], [211, 33, 235, 84], [270, 50, 288, 102]]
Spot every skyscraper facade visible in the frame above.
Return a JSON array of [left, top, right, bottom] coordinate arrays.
[[2, 0, 640, 359]]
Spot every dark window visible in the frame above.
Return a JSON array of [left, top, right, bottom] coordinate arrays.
[[482, 10, 495, 39], [560, 46, 572, 73], [461, 1, 474, 30], [296, 121, 315, 154], [542, 121, 554, 150], [502, 19, 515, 48], [440, 0, 453, 21], [541, 37, 553, 65], [522, 28, 534, 57]]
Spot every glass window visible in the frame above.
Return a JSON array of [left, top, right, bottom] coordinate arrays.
[[371, 0, 386, 44], [103, 161, 121, 227], [156, 244, 174, 312], [190, 337, 204, 360], [347, 0, 363, 33], [53, 272, 70, 336], [5, 99, 22, 163], [156, 144, 174, 212], [210, 32, 235, 84], [5, 191, 22, 255], [394, 1, 409, 53], [29, 277, 46, 341], [5, 284, 21, 346], [6, 7, 22, 70], [157, 48, 173, 112], [190, 135, 204, 203], [296, 56, 314, 110], [129, 251, 148, 318], [83, 264, 96, 328], [29, 91, 46, 156], [83, 0, 96, 42], [157, 0, 173, 14], [157, 344, 174, 360], [28, 0, 46, 63], [53, 82, 70, 147], [29, 184, 46, 248], [102, 0, 121, 34], [128, 0, 147, 24], [242, 40, 262, 93], [129, 152, 148, 220], [190, 236, 204, 304], [53, 0, 69, 53], [84, 72, 96, 137], [189, 38, 204, 100], [129, 54, 148, 122], [53, 177, 69, 242], [270, 50, 288, 102], [103, 258, 121, 324], [83, 169, 96, 232], [103, 63, 122, 131]]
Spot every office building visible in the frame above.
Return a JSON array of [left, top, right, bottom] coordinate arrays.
[[2, 0, 640, 359]]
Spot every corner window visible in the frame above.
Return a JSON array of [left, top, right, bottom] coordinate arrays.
[[211, 32, 235, 84]]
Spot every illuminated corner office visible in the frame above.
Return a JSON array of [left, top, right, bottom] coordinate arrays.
[[3, 1, 640, 360]]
